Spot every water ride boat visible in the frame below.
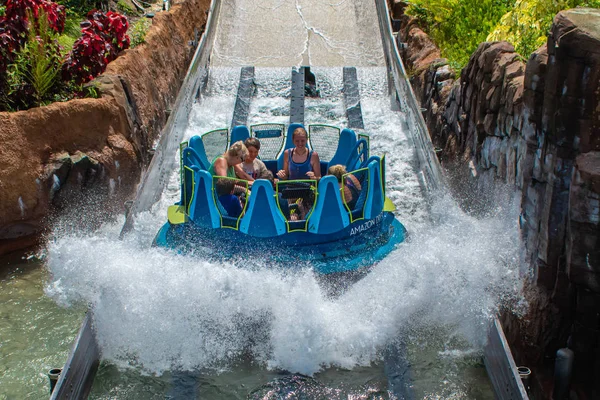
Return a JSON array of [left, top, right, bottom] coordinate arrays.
[[153, 123, 407, 274]]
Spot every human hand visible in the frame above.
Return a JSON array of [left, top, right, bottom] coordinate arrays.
[[306, 171, 315, 179], [276, 170, 286, 179]]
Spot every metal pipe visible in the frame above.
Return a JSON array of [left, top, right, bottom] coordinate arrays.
[[553, 347, 574, 399], [48, 368, 62, 394]]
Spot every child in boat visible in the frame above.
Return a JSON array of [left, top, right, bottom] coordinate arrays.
[[242, 137, 270, 181], [215, 178, 243, 218], [290, 186, 315, 221], [276, 127, 321, 181], [208, 141, 249, 179], [263, 171, 290, 220], [328, 164, 362, 210]]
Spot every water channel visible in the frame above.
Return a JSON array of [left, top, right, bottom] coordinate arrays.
[[0, 0, 526, 398]]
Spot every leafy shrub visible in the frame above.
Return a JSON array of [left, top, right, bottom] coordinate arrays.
[[405, 0, 511, 69], [116, 0, 135, 15], [62, 9, 130, 84], [406, 0, 600, 68], [5, 9, 64, 107], [0, 0, 130, 110], [488, 0, 600, 56], [0, 0, 66, 71], [129, 16, 150, 47]]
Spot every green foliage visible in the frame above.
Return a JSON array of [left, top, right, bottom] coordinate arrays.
[[3, 10, 64, 109], [129, 17, 151, 47], [0, 5, 6, 17], [57, 14, 82, 56], [405, 0, 512, 69], [406, 0, 600, 69], [488, 0, 600, 57], [117, 0, 136, 16]]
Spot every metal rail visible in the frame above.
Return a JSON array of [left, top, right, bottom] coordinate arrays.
[[484, 317, 530, 399], [49, 314, 99, 400], [120, 0, 223, 236], [373, 0, 444, 193]]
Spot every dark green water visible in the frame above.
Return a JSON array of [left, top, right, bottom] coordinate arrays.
[[0, 255, 83, 400]]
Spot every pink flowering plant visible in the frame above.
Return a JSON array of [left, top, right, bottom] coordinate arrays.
[[0, 0, 129, 110]]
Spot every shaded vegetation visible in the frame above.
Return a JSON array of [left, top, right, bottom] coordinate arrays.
[[405, 0, 600, 69]]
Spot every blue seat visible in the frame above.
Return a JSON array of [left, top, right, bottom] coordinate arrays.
[[188, 170, 221, 228], [307, 176, 350, 235], [239, 180, 287, 237], [230, 125, 250, 147], [277, 123, 306, 171], [345, 138, 369, 171], [364, 159, 384, 219], [188, 136, 211, 170], [327, 128, 357, 169]]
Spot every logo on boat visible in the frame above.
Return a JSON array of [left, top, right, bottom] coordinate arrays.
[[350, 213, 384, 236]]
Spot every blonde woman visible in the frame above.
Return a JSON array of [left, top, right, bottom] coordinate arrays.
[[328, 164, 362, 209], [208, 141, 249, 179]]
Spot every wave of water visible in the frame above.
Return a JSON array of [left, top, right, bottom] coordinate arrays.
[[45, 191, 524, 377]]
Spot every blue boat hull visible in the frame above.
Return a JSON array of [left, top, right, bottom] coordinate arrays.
[[154, 212, 406, 274]]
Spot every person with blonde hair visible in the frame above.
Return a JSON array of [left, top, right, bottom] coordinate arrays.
[[208, 141, 249, 179], [328, 164, 362, 209], [276, 127, 321, 181]]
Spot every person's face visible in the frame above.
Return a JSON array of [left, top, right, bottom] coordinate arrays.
[[293, 134, 307, 149], [246, 146, 258, 163]]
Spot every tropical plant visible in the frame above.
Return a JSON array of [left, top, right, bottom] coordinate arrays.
[[405, 0, 512, 69], [129, 16, 150, 47], [488, 0, 600, 56], [62, 9, 130, 84]]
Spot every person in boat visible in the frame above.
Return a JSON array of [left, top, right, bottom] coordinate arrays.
[[242, 137, 270, 181], [290, 187, 315, 221], [328, 164, 362, 210], [215, 178, 243, 218], [263, 171, 290, 220], [208, 141, 249, 179], [276, 127, 321, 181]]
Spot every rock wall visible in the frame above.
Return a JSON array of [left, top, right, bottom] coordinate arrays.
[[392, 3, 600, 396], [0, 0, 210, 255]]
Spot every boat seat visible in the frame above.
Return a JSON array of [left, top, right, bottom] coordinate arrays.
[[327, 128, 357, 170], [364, 159, 384, 219], [187, 136, 211, 170], [240, 180, 287, 237], [188, 170, 221, 228], [277, 123, 307, 171], [307, 175, 350, 235], [230, 125, 250, 147], [345, 138, 369, 172]]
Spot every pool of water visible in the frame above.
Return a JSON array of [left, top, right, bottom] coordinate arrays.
[[0, 254, 84, 400]]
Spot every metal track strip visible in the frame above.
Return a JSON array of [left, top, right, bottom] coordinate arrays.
[[342, 66, 364, 130], [231, 66, 255, 129]]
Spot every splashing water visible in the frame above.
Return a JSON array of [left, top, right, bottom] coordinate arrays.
[[45, 191, 524, 377]]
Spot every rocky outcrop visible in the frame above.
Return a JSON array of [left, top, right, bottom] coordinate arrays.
[[394, 4, 600, 397], [0, 0, 210, 255]]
